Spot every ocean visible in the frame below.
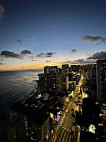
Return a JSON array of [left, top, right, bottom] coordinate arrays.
[[0, 69, 43, 117]]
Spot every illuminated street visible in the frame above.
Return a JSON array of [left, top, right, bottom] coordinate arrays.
[[50, 75, 83, 142]]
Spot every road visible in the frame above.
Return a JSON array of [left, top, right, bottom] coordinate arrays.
[[49, 75, 83, 142], [54, 101, 75, 142]]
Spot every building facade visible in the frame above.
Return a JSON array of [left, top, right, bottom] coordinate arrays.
[[96, 60, 106, 102]]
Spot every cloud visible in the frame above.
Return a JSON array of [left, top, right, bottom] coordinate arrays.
[[61, 51, 106, 65], [62, 59, 95, 64], [0, 62, 4, 65], [29, 56, 36, 59], [17, 39, 22, 43], [73, 59, 95, 64], [87, 51, 106, 60], [46, 52, 56, 57], [21, 50, 32, 55], [0, 50, 22, 59], [96, 43, 101, 46], [70, 49, 77, 54], [36, 53, 44, 58], [36, 52, 56, 58], [46, 60, 51, 63], [29, 56, 37, 61], [0, 49, 33, 60], [0, 58, 3, 61], [0, 4, 5, 19], [82, 35, 106, 42], [30, 59, 37, 62]]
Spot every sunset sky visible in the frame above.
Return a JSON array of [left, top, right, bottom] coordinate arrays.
[[0, 0, 106, 71]]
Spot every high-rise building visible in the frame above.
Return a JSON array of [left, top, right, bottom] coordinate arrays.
[[38, 66, 60, 92], [44, 66, 59, 74], [96, 60, 106, 102], [91, 64, 96, 85], [70, 65, 81, 72], [38, 73, 57, 92], [87, 64, 96, 87], [56, 74, 63, 92], [62, 64, 69, 75]]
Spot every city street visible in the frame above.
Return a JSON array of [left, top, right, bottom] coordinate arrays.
[[55, 101, 75, 142], [50, 75, 83, 142]]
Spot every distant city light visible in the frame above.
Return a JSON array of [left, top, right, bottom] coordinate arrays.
[[66, 97, 69, 102], [89, 124, 96, 134], [82, 93, 88, 98], [56, 112, 60, 121], [50, 113, 54, 118]]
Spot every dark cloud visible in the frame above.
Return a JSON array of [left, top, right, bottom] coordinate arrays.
[[17, 39, 22, 43], [36, 52, 56, 58], [0, 50, 22, 59], [73, 59, 95, 64], [0, 4, 5, 19], [62, 59, 95, 64], [82, 35, 106, 42], [61, 51, 106, 65], [36, 53, 45, 58], [70, 49, 77, 53], [45, 52, 56, 57], [87, 51, 106, 60], [21, 50, 32, 55]]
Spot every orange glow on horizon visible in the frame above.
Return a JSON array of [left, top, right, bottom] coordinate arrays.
[[0, 62, 61, 71], [0, 59, 64, 71], [0, 58, 88, 71]]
